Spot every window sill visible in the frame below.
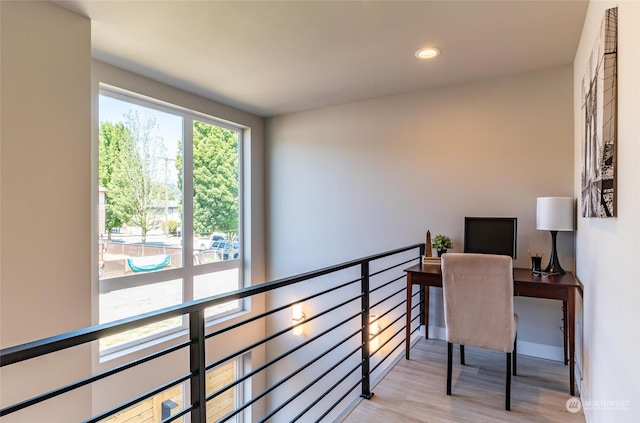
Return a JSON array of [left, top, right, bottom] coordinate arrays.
[[98, 305, 249, 364]]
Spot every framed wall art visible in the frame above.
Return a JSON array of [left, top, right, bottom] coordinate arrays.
[[581, 7, 617, 218]]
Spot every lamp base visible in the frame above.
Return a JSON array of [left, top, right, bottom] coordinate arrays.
[[543, 230, 566, 275]]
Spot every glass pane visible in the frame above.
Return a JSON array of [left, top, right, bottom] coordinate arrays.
[[100, 279, 183, 350], [192, 120, 240, 266], [98, 95, 184, 279], [194, 269, 240, 318]]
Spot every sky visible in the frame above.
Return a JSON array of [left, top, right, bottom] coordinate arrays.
[[99, 95, 183, 182]]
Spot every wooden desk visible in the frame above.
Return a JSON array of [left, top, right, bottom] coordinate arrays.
[[404, 263, 579, 396]]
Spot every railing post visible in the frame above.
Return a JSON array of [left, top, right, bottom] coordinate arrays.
[[360, 260, 373, 399], [419, 244, 426, 327], [189, 310, 207, 423]]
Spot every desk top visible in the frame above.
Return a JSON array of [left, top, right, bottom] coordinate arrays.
[[404, 263, 579, 287]]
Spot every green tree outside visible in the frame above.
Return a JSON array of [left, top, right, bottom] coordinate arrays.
[[191, 121, 239, 248], [100, 113, 239, 251], [101, 111, 167, 244], [99, 121, 132, 239]]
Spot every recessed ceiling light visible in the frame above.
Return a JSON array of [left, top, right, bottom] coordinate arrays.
[[415, 47, 440, 60]]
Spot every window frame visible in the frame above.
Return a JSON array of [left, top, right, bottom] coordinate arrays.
[[98, 85, 245, 356]]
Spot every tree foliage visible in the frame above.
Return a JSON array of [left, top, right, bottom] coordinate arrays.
[[100, 112, 239, 249], [101, 111, 167, 243], [99, 121, 132, 237], [192, 121, 239, 242]]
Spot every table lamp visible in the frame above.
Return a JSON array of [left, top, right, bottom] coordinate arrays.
[[536, 197, 574, 274]]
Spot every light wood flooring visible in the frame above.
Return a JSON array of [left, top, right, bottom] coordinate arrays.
[[342, 338, 585, 423]]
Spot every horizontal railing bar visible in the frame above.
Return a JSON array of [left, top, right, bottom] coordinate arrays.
[[205, 276, 361, 340], [252, 243, 420, 299], [409, 311, 421, 338], [370, 312, 406, 358], [370, 327, 405, 373], [221, 330, 361, 417], [0, 308, 190, 367], [292, 361, 364, 422], [316, 379, 362, 423], [358, 243, 422, 267], [1, 243, 422, 367], [260, 349, 364, 423], [368, 256, 417, 278], [228, 250, 422, 421], [160, 405, 191, 423], [1, 244, 422, 422], [371, 338, 406, 375], [369, 273, 405, 295], [84, 374, 191, 423], [410, 300, 421, 316], [408, 296, 421, 339], [223, 341, 363, 423], [205, 294, 362, 372], [372, 297, 405, 324], [0, 341, 190, 417], [256, 246, 403, 290], [378, 310, 406, 340], [206, 312, 362, 402], [370, 286, 405, 310]]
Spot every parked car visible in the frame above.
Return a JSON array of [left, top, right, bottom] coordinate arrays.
[[214, 240, 239, 260], [209, 233, 227, 249]]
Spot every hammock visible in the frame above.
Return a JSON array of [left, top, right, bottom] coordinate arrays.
[[126, 254, 171, 272]]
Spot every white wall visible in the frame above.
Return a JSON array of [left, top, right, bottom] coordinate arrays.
[[266, 66, 575, 361], [0, 2, 268, 421], [573, 1, 640, 422], [0, 1, 92, 421]]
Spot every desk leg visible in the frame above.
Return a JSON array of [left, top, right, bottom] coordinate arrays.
[[568, 289, 576, 396], [424, 286, 430, 339], [406, 278, 412, 360], [563, 301, 568, 365]]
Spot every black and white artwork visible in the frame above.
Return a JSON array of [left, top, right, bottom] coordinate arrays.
[[581, 7, 617, 218]]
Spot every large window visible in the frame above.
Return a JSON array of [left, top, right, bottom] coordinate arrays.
[[98, 87, 243, 353]]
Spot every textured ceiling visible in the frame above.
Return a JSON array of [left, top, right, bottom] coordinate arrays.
[[55, 0, 588, 117]]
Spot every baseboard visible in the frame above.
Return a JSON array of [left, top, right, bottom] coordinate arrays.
[[424, 325, 565, 362], [425, 325, 446, 340], [516, 339, 564, 362]]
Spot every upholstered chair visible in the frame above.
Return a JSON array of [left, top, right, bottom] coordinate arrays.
[[441, 253, 519, 410]]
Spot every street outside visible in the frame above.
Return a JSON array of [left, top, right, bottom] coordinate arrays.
[[107, 233, 211, 249], [100, 233, 228, 279], [99, 233, 239, 350]]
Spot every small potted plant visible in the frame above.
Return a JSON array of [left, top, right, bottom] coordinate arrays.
[[432, 234, 453, 257]]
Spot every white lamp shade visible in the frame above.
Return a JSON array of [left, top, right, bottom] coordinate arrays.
[[536, 197, 575, 231]]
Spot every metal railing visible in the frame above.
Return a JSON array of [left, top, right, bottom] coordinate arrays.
[[0, 243, 424, 422]]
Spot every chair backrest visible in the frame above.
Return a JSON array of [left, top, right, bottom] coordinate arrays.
[[441, 253, 515, 353]]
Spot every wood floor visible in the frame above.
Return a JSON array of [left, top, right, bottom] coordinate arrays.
[[341, 338, 585, 423]]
